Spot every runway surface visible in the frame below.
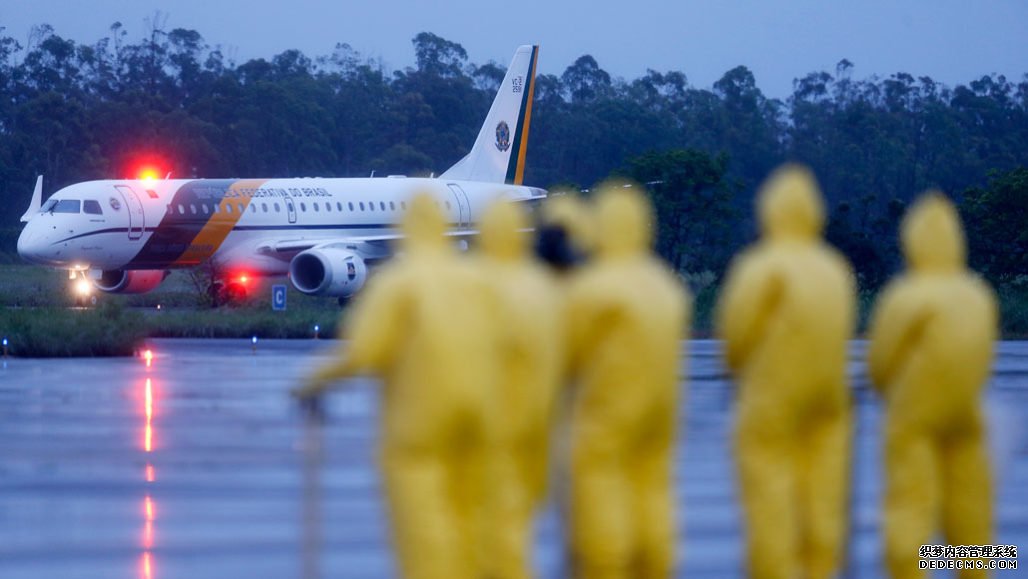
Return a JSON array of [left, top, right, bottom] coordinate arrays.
[[0, 339, 1025, 578]]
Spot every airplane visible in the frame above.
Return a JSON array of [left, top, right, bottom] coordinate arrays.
[[17, 45, 543, 305]]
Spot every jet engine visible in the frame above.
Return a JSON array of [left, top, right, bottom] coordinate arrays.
[[289, 248, 368, 298], [95, 269, 169, 294]]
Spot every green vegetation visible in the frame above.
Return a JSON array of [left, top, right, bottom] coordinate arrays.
[[0, 24, 1023, 353], [0, 265, 346, 356], [144, 308, 339, 339], [0, 262, 1023, 358], [0, 24, 1025, 285], [997, 282, 1028, 338], [0, 303, 147, 357]]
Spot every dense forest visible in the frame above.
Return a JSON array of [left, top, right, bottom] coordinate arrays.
[[0, 22, 1025, 287]]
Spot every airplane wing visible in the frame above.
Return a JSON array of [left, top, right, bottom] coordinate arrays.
[[255, 229, 480, 256]]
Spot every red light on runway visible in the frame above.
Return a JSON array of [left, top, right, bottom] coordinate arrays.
[[144, 378, 154, 453]]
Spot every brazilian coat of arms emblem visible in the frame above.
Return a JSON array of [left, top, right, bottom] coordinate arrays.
[[495, 121, 511, 152]]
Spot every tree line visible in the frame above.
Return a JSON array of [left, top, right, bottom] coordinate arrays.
[[0, 22, 1025, 286]]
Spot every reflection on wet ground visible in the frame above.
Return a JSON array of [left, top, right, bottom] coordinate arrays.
[[0, 339, 1025, 578]]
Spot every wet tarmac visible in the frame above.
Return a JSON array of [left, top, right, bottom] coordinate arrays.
[[0, 339, 1025, 578]]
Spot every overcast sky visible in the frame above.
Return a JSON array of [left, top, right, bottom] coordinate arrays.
[[3, 0, 1026, 98]]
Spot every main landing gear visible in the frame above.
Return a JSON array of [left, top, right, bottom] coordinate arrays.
[[208, 281, 247, 307]]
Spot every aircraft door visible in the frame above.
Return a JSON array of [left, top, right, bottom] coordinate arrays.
[[447, 184, 471, 228], [115, 185, 145, 240], [282, 193, 297, 224]]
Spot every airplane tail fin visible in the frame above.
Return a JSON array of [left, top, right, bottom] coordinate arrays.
[[440, 45, 538, 185]]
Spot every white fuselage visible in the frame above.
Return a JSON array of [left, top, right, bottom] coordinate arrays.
[[17, 176, 544, 275]]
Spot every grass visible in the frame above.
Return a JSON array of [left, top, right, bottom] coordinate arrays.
[[997, 282, 1028, 338], [0, 265, 347, 356], [144, 307, 340, 339], [0, 303, 148, 357], [0, 264, 1024, 357]]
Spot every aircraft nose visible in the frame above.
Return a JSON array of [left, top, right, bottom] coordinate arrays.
[[17, 224, 48, 264]]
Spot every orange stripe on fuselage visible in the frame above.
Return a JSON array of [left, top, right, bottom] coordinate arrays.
[[513, 48, 538, 185], [173, 179, 266, 266]]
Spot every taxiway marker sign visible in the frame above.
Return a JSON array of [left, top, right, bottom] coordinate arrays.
[[272, 285, 287, 311]]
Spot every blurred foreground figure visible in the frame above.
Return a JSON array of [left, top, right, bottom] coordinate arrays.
[[717, 166, 855, 579], [564, 185, 689, 578], [868, 194, 997, 579], [476, 201, 563, 579], [535, 193, 594, 273], [295, 194, 497, 579]]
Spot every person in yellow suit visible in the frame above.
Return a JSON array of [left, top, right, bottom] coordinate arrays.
[[474, 200, 564, 579], [716, 165, 856, 579], [564, 184, 689, 579], [294, 194, 499, 579], [867, 193, 997, 579]]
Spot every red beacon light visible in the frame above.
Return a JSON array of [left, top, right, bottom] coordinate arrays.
[[137, 167, 160, 182]]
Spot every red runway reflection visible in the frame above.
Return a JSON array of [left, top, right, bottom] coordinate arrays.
[[140, 355, 159, 579]]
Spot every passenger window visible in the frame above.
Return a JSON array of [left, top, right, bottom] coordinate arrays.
[[178, 205, 185, 214], [359, 202, 365, 211], [83, 200, 103, 215], [337, 202, 343, 211], [325, 203, 331, 212], [445, 201, 451, 210], [389, 201, 395, 211], [250, 204, 256, 213], [369, 202, 375, 211], [313, 202, 320, 212], [380, 202, 386, 211], [53, 199, 82, 213], [212, 204, 219, 213], [226, 204, 234, 213], [190, 204, 197, 215], [202, 204, 209, 214], [348, 202, 354, 211], [300, 203, 307, 212], [261, 203, 268, 212], [238, 204, 245, 213], [274, 203, 280, 212]]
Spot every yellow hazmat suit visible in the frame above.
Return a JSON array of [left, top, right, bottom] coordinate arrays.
[[564, 185, 689, 579], [295, 194, 498, 579], [475, 200, 564, 579], [716, 165, 855, 579], [867, 193, 997, 579]]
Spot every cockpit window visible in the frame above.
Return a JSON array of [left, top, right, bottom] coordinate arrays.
[[83, 200, 103, 215], [40, 199, 58, 212], [52, 200, 82, 214]]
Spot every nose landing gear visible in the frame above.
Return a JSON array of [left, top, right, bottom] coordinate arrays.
[[208, 280, 248, 307], [70, 270, 97, 307]]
